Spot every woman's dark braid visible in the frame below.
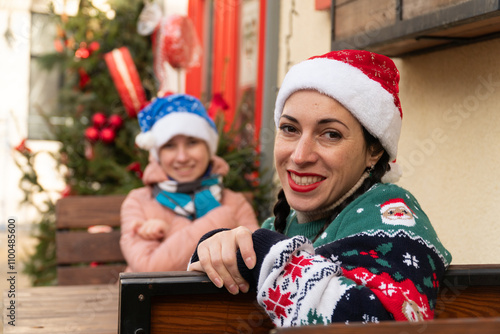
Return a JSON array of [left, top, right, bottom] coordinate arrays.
[[273, 189, 290, 233]]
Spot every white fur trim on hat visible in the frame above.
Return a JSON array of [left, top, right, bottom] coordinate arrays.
[[274, 57, 402, 161], [149, 112, 219, 157]]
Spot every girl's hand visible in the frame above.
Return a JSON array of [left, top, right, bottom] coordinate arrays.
[[136, 219, 170, 240], [188, 226, 256, 295], [131, 221, 144, 235]]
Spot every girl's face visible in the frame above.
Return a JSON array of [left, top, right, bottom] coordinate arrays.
[[274, 90, 382, 213], [159, 135, 211, 183]]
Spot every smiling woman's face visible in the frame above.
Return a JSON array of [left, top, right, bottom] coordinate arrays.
[[274, 90, 381, 213]]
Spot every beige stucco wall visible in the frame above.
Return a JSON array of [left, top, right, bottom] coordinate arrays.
[[278, 1, 331, 81], [395, 41, 500, 265], [278, 1, 500, 265]]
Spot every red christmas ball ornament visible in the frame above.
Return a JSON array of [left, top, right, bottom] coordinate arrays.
[[160, 15, 201, 69], [108, 114, 123, 129], [84, 126, 100, 142], [89, 41, 100, 52], [92, 112, 107, 128], [100, 127, 116, 144], [75, 47, 90, 59]]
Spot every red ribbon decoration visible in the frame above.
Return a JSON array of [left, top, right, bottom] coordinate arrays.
[[104, 47, 148, 118]]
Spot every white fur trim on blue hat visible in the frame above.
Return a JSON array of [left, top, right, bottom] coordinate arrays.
[[150, 111, 219, 156]]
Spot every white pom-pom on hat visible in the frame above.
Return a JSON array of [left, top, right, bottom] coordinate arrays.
[[381, 162, 403, 184], [135, 131, 156, 150]]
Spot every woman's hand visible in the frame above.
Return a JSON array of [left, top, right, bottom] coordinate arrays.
[[188, 226, 256, 295]]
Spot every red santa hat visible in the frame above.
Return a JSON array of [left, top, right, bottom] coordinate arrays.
[[274, 50, 403, 183], [380, 198, 410, 212]]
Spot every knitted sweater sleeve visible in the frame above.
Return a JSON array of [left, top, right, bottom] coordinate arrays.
[[236, 185, 451, 327]]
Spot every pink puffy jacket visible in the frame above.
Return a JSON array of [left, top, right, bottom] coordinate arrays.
[[120, 156, 260, 272]]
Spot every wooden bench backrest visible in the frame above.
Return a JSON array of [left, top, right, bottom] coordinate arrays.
[[118, 264, 500, 334], [55, 195, 127, 285]]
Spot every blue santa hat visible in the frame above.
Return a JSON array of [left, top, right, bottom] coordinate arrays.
[[135, 94, 219, 158]]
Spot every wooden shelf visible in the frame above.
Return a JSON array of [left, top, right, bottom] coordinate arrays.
[[331, 0, 500, 57]]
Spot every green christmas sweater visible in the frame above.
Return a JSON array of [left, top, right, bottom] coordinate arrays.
[[232, 183, 452, 327]]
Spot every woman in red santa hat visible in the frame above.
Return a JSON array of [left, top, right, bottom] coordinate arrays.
[[188, 50, 452, 327]]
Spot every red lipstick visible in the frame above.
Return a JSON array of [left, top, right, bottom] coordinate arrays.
[[287, 171, 325, 193]]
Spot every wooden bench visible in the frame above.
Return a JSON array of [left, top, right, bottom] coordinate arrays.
[[55, 195, 127, 285], [118, 264, 500, 334], [54, 193, 253, 285]]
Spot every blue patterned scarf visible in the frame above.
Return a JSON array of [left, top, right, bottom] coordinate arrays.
[[153, 175, 223, 220]]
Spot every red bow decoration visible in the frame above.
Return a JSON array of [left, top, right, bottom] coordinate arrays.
[[208, 92, 229, 119]]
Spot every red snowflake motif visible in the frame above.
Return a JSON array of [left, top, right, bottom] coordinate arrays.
[[360, 250, 379, 258], [263, 285, 293, 319], [283, 255, 313, 282]]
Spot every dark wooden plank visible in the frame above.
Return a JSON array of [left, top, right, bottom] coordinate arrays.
[[57, 264, 126, 285], [151, 293, 272, 334], [436, 286, 500, 318], [436, 264, 500, 318], [270, 317, 500, 334], [334, 0, 396, 39], [56, 195, 126, 229], [403, 0, 474, 20], [331, 0, 500, 57], [56, 230, 124, 264], [442, 264, 500, 285]]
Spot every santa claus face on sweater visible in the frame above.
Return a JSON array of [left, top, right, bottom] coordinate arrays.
[[380, 198, 416, 226]]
